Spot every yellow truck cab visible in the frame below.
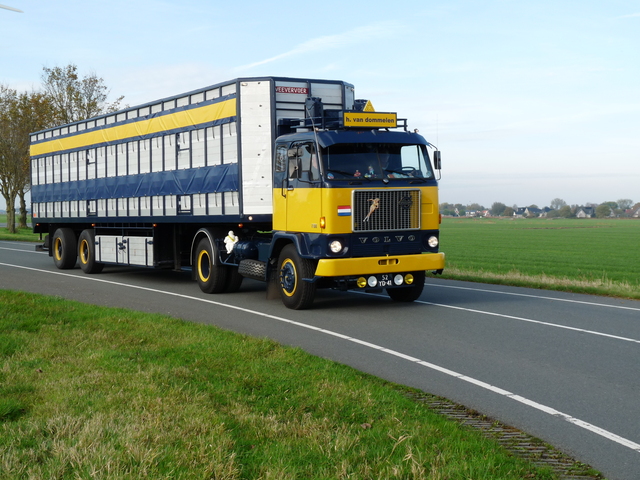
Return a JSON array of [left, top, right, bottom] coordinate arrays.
[[268, 99, 444, 308]]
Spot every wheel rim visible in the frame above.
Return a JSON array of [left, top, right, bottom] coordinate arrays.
[[280, 258, 297, 297], [54, 237, 63, 261], [79, 239, 89, 264], [197, 250, 211, 282]]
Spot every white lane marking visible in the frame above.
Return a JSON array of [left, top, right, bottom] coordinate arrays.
[[417, 300, 640, 345], [2, 261, 640, 453], [426, 282, 640, 312], [0, 245, 47, 254]]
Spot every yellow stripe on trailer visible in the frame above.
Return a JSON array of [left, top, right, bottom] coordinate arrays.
[[30, 98, 237, 157], [315, 252, 445, 277]]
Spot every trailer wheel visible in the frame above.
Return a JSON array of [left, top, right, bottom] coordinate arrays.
[[52, 228, 77, 269], [224, 266, 244, 293], [386, 271, 426, 302], [277, 244, 316, 310], [78, 230, 104, 274], [195, 237, 228, 294]]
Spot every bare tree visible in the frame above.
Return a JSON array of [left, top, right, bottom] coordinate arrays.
[[0, 87, 53, 231], [41, 64, 124, 124], [0, 85, 21, 232], [1, 65, 123, 233], [617, 199, 633, 211], [550, 198, 567, 210]]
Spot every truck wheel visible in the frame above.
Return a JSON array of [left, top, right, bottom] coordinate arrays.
[[277, 244, 316, 310], [225, 266, 244, 293], [52, 228, 77, 269], [78, 230, 104, 274], [195, 237, 228, 294], [386, 271, 426, 302]]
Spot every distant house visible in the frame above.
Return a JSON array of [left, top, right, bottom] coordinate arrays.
[[539, 207, 553, 217], [466, 210, 490, 218], [524, 207, 542, 217], [514, 207, 527, 218], [576, 206, 595, 218], [514, 207, 543, 218], [627, 203, 640, 218]]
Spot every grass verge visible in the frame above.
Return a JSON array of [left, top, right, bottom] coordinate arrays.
[[0, 227, 41, 243], [0, 214, 40, 242], [439, 266, 640, 300], [0, 290, 558, 479]]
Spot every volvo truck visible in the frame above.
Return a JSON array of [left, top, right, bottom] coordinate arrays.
[[30, 77, 444, 309]]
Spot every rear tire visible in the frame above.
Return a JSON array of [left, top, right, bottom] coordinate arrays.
[[386, 271, 425, 302], [195, 237, 228, 294], [78, 230, 104, 274], [277, 244, 316, 310], [52, 228, 77, 269]]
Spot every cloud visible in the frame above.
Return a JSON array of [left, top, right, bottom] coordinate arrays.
[[235, 23, 401, 71]]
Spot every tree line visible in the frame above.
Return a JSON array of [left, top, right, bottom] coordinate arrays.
[[0, 64, 123, 232], [440, 198, 638, 218]]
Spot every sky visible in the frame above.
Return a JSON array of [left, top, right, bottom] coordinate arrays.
[[1, 0, 639, 210]]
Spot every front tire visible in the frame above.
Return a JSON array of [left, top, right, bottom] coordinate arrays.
[[52, 228, 77, 269], [277, 244, 316, 310], [386, 271, 426, 302], [195, 237, 228, 294], [78, 230, 104, 274]]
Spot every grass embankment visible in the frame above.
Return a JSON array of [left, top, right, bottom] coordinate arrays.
[[439, 217, 640, 299], [0, 290, 557, 479], [0, 215, 40, 243]]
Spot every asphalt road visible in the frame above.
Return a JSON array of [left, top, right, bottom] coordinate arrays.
[[2, 240, 639, 480]]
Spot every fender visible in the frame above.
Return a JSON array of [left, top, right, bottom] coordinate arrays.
[[190, 227, 217, 267], [268, 231, 325, 261]]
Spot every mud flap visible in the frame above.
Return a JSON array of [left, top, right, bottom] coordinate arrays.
[[266, 260, 280, 300]]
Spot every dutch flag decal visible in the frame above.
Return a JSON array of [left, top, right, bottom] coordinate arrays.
[[337, 206, 352, 216]]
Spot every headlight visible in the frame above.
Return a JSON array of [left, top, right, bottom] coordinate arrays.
[[428, 236, 439, 248], [329, 240, 343, 253], [394, 274, 404, 286], [367, 276, 378, 288]]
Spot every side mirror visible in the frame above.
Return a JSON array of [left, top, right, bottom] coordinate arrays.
[[433, 151, 442, 170]]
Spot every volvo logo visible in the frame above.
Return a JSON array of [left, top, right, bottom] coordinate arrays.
[[359, 234, 417, 244], [398, 196, 413, 210]]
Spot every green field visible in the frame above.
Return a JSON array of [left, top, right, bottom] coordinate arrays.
[[440, 217, 640, 298]]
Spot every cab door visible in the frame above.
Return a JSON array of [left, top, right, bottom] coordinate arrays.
[[273, 141, 322, 233]]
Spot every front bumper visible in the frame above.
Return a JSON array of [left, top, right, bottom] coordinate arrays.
[[314, 252, 445, 277]]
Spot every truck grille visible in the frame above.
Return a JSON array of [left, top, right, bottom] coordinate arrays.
[[352, 189, 420, 232]]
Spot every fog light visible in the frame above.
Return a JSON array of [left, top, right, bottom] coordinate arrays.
[[405, 273, 414, 285], [394, 274, 404, 286], [329, 240, 343, 253], [428, 236, 439, 248], [367, 276, 378, 288], [357, 277, 367, 288]]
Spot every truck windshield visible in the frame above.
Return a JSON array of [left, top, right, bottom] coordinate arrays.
[[322, 143, 434, 180]]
